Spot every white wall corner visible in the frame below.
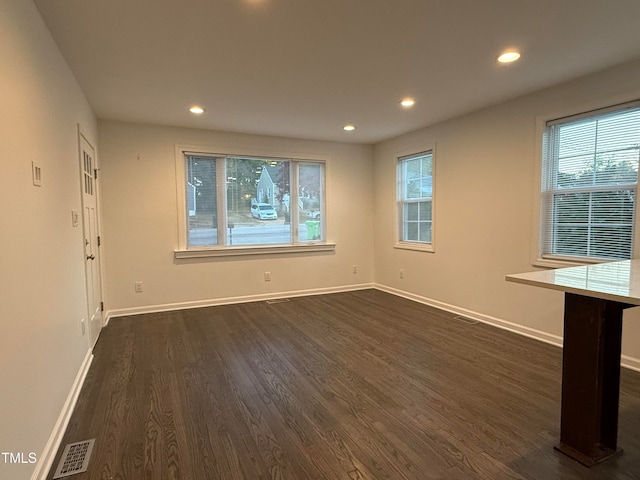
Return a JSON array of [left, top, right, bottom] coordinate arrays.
[[31, 350, 94, 480]]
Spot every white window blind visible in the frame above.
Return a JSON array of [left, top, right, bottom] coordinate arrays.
[[541, 102, 640, 261]]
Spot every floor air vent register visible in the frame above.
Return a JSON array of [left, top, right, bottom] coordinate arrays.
[[52, 439, 95, 479], [266, 298, 291, 304]]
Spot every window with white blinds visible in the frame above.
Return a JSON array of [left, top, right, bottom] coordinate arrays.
[[540, 102, 640, 262]]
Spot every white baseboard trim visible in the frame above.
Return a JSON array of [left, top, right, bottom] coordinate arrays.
[[105, 283, 375, 322], [375, 283, 564, 347], [32, 283, 640, 480], [375, 283, 640, 372], [31, 349, 94, 480], [622, 354, 640, 373], [104, 282, 640, 373]]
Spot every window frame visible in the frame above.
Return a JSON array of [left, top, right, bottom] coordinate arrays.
[[174, 145, 334, 258], [535, 100, 640, 268], [395, 148, 436, 253]]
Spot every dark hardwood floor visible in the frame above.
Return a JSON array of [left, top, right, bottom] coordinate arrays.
[[47, 290, 640, 479]]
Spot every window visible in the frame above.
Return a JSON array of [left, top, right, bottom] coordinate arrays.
[[540, 102, 640, 262], [397, 151, 434, 250], [178, 150, 327, 255]]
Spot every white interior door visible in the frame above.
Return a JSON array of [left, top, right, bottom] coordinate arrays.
[[80, 133, 103, 347]]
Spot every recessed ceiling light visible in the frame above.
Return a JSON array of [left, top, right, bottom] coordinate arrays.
[[497, 50, 521, 63], [343, 124, 356, 131], [189, 106, 205, 114], [400, 98, 416, 108]]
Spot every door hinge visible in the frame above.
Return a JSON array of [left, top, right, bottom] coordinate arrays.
[[94, 168, 98, 179], [97, 235, 101, 247], [100, 302, 104, 312]]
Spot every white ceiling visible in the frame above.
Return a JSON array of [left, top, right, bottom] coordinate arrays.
[[33, 0, 640, 144]]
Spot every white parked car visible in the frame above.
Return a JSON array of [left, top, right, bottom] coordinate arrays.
[[251, 203, 278, 220]]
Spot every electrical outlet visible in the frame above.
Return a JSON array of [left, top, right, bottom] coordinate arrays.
[[352, 265, 358, 274], [400, 269, 405, 279], [264, 271, 271, 282], [135, 281, 143, 293]]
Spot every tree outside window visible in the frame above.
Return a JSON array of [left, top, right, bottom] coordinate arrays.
[[184, 154, 325, 248]]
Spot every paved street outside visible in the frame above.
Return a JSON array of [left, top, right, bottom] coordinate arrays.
[[188, 221, 319, 246]]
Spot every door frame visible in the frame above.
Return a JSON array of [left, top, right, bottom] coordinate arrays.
[[78, 125, 104, 347]]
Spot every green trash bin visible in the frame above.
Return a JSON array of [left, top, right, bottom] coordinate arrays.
[[305, 220, 320, 240]]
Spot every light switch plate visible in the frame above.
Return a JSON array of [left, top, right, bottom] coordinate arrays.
[[71, 210, 80, 227]]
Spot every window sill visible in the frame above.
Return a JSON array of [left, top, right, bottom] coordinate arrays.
[[394, 242, 434, 253], [174, 242, 336, 259]]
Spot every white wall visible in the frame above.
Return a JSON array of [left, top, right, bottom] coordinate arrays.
[[0, 1, 97, 479], [373, 58, 640, 368], [4, 5, 639, 476], [98, 121, 374, 314]]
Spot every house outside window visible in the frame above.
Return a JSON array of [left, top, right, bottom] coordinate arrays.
[[540, 102, 640, 263], [178, 151, 326, 253], [397, 151, 434, 251]]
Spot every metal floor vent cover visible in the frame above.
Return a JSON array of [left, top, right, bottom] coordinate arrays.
[[53, 438, 95, 479], [453, 315, 479, 325], [266, 298, 291, 304]]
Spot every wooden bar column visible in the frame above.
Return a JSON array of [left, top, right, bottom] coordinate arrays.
[[555, 292, 631, 466]]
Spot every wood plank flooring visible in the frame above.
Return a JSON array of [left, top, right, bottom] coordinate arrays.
[[47, 290, 640, 479]]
